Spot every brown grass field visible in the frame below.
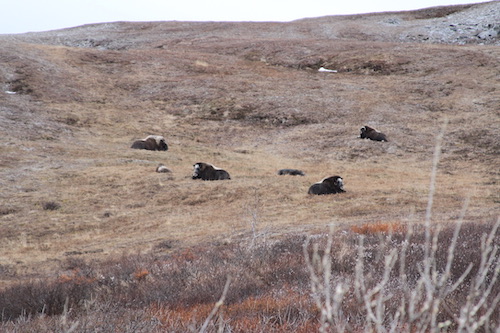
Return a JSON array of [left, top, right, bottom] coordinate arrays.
[[0, 2, 499, 331]]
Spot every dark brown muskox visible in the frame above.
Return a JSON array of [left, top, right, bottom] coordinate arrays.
[[131, 135, 168, 151], [277, 169, 305, 176], [360, 126, 388, 142], [192, 162, 231, 181], [308, 176, 345, 195]]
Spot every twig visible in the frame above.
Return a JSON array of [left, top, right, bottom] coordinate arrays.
[[199, 276, 231, 333]]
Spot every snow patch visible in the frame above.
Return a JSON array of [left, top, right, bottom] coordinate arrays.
[[318, 67, 337, 73]]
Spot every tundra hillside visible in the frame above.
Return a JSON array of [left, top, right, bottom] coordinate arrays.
[[0, 1, 499, 331]]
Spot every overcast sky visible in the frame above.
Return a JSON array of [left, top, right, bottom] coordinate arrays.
[[0, 0, 491, 35]]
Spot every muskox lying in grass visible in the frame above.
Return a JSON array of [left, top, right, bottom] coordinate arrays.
[[277, 169, 305, 176], [308, 176, 345, 195], [131, 135, 168, 151], [360, 126, 388, 142], [192, 162, 231, 181], [156, 164, 171, 173]]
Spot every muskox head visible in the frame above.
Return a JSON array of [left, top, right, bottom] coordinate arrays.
[[308, 176, 345, 195], [131, 135, 168, 151], [192, 162, 231, 181], [146, 135, 168, 151], [360, 126, 388, 142]]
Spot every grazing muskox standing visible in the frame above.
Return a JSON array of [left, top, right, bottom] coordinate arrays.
[[131, 135, 168, 151], [277, 169, 305, 176], [192, 162, 231, 181], [308, 176, 345, 195], [360, 126, 388, 142]]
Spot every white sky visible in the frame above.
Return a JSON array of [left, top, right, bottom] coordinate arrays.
[[0, 0, 492, 35]]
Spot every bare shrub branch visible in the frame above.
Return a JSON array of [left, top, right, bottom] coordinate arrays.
[[198, 276, 231, 333], [304, 226, 349, 333]]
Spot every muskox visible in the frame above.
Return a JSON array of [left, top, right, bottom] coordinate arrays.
[[360, 126, 388, 142], [156, 164, 171, 173], [192, 162, 231, 181], [308, 176, 345, 195], [131, 135, 168, 151], [277, 169, 305, 176]]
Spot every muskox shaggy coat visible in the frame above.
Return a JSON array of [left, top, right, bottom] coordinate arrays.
[[308, 176, 345, 195], [192, 162, 231, 181], [131, 135, 168, 151], [277, 169, 305, 176], [360, 126, 388, 142], [156, 164, 171, 173]]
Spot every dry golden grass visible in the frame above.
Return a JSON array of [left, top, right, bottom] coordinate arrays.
[[0, 4, 499, 290]]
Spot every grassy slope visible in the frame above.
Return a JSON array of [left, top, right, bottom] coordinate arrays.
[[0, 4, 499, 287]]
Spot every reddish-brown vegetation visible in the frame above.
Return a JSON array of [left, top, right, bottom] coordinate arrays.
[[0, 221, 498, 331], [351, 221, 405, 234]]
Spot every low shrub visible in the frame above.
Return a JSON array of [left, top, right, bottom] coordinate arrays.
[[0, 220, 498, 332], [42, 201, 61, 211]]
